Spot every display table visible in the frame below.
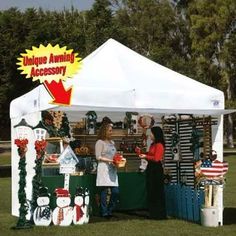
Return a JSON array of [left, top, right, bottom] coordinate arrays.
[[42, 172, 147, 215]]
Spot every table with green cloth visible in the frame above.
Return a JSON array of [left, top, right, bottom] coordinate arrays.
[[42, 172, 147, 215]]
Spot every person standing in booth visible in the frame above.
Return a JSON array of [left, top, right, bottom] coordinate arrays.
[[95, 123, 119, 219], [139, 126, 167, 220]]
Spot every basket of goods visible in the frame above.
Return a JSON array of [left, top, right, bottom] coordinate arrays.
[[113, 153, 126, 168]]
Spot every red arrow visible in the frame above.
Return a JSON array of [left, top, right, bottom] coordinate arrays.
[[44, 80, 73, 106]]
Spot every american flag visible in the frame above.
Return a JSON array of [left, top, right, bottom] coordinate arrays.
[[200, 159, 228, 177]]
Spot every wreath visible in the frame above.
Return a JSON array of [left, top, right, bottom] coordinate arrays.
[[138, 115, 155, 129], [86, 111, 97, 121]]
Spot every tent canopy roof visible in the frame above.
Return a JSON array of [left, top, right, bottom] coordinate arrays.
[[10, 38, 229, 119]]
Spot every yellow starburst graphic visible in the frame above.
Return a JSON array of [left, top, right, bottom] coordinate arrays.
[[17, 44, 82, 83]]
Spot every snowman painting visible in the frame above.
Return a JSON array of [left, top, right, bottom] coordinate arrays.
[[33, 187, 52, 226], [73, 187, 90, 225], [52, 188, 73, 226], [83, 188, 90, 224], [73, 187, 85, 225]]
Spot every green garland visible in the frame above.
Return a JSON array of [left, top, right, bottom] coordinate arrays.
[[17, 155, 28, 226], [31, 157, 43, 220], [30, 140, 47, 222], [12, 139, 32, 229], [13, 151, 32, 229]]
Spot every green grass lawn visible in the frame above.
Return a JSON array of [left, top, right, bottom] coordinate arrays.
[[0, 152, 11, 165], [0, 156, 236, 236]]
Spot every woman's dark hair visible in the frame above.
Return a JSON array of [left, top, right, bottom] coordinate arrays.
[[151, 126, 165, 147]]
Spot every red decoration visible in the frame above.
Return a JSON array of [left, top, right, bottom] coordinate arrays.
[[34, 140, 47, 159], [14, 139, 28, 158], [113, 153, 123, 164], [55, 188, 70, 197], [15, 139, 28, 148]]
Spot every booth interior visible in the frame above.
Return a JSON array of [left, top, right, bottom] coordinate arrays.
[[11, 108, 224, 222]]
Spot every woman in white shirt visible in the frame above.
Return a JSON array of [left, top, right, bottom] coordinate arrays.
[[95, 123, 119, 218]]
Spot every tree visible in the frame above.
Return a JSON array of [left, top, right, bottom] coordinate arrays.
[[84, 0, 116, 54], [187, 0, 236, 147], [113, 0, 194, 76], [0, 8, 35, 139]]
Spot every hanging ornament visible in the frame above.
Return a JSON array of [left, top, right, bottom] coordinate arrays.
[[125, 112, 139, 134], [86, 111, 97, 135], [138, 115, 155, 129]]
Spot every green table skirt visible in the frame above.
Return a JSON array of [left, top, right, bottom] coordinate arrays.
[[42, 172, 147, 215]]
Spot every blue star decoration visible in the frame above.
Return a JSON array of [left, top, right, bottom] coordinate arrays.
[[201, 159, 212, 168]]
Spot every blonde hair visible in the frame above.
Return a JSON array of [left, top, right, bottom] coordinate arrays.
[[97, 123, 112, 141]]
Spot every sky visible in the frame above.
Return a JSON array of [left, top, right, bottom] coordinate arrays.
[[0, 0, 95, 11]]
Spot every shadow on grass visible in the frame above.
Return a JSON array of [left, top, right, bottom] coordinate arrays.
[[89, 210, 148, 223], [223, 208, 236, 225]]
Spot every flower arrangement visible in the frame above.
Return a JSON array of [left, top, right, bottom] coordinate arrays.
[[113, 153, 126, 168]]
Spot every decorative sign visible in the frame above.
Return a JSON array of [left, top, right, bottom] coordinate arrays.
[[60, 165, 76, 174], [17, 44, 82, 106], [58, 145, 78, 174]]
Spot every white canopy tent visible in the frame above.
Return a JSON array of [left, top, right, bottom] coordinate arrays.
[[10, 38, 234, 225], [11, 38, 234, 118]]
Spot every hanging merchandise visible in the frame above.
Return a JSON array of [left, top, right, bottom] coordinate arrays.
[[41, 110, 71, 138], [113, 121, 123, 129], [86, 111, 97, 135], [52, 188, 73, 226], [58, 113, 71, 138], [33, 187, 52, 226], [162, 115, 216, 187], [125, 112, 139, 134], [41, 111, 59, 137], [163, 168, 172, 184], [50, 111, 64, 130], [171, 131, 180, 161], [138, 115, 155, 130], [141, 133, 147, 149], [190, 127, 204, 160]]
